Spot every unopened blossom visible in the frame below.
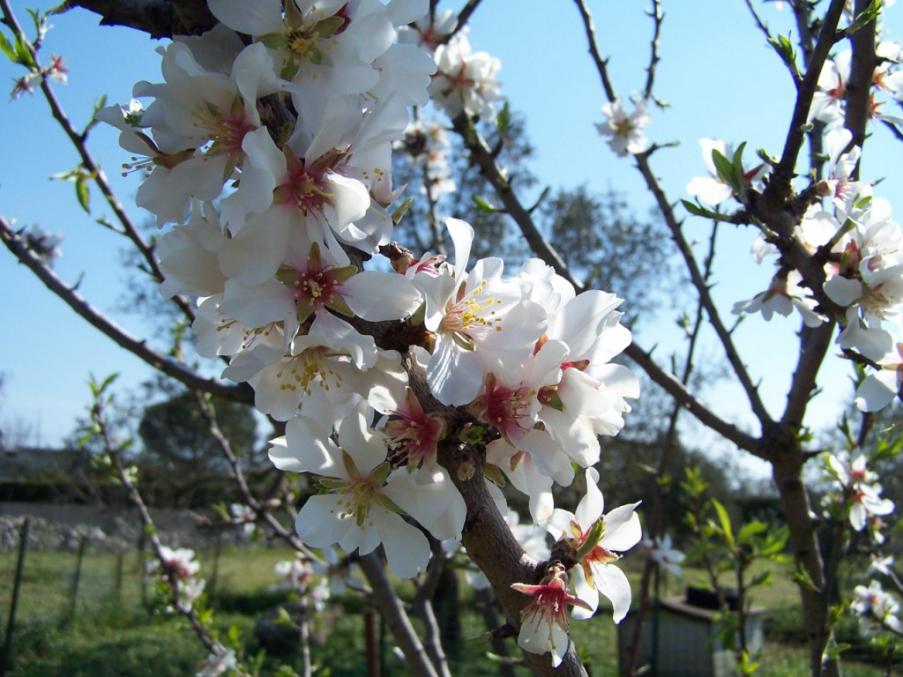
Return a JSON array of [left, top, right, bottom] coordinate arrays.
[[595, 98, 650, 157], [511, 562, 592, 667], [547, 468, 642, 622], [852, 580, 903, 636]]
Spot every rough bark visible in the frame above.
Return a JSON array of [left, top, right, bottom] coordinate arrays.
[[65, 0, 215, 38]]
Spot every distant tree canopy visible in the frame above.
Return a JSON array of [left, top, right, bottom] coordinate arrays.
[[137, 393, 261, 507]]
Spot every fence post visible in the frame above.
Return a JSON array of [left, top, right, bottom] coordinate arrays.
[[65, 535, 88, 626], [0, 518, 30, 676], [114, 550, 125, 605], [138, 530, 148, 608], [364, 606, 380, 677], [207, 532, 223, 600]]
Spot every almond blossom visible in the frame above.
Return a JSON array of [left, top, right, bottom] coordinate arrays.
[[594, 98, 650, 157], [269, 404, 465, 578], [511, 562, 592, 667], [546, 468, 642, 622]]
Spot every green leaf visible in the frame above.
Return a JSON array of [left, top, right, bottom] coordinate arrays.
[[75, 174, 90, 213], [681, 199, 720, 220], [391, 197, 413, 225], [13, 35, 35, 69], [472, 195, 497, 214], [737, 520, 767, 544], [496, 101, 510, 137], [846, 0, 882, 36], [711, 148, 738, 192], [0, 31, 16, 62], [711, 498, 735, 549]]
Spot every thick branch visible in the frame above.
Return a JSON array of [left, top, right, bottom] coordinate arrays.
[[63, 0, 215, 38], [767, 0, 847, 199], [0, 216, 250, 404]]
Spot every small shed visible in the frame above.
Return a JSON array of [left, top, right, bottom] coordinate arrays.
[[617, 595, 765, 677]]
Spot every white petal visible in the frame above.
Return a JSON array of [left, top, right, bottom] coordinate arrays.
[[686, 176, 733, 205], [295, 494, 352, 547], [601, 503, 642, 552], [445, 217, 473, 276], [593, 563, 632, 623], [276, 416, 344, 477], [427, 339, 483, 405], [373, 508, 431, 579], [855, 371, 899, 412], [344, 271, 422, 320], [575, 467, 604, 531], [823, 276, 862, 307], [208, 0, 284, 35]]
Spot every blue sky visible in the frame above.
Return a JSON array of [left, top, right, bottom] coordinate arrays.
[[1, 1, 901, 466]]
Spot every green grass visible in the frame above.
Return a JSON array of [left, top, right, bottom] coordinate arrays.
[[0, 546, 890, 676]]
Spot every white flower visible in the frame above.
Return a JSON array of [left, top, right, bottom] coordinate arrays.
[[594, 98, 650, 157], [732, 269, 826, 328], [196, 649, 238, 677], [643, 533, 685, 577], [269, 403, 464, 578], [852, 580, 902, 635], [511, 562, 592, 668], [854, 342, 903, 412], [429, 32, 501, 119], [546, 468, 642, 622]]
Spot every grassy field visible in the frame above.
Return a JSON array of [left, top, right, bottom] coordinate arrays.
[[0, 545, 888, 676]]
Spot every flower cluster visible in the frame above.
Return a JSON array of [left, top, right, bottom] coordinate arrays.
[[274, 555, 330, 610], [512, 468, 642, 664], [103, 3, 641, 667], [851, 580, 902, 636], [148, 545, 205, 611], [693, 125, 903, 411], [812, 41, 903, 129]]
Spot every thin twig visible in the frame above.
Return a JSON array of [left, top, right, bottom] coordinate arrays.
[[92, 401, 237, 667], [439, 0, 483, 45], [643, 0, 663, 99], [571, 0, 774, 430], [0, 216, 250, 403], [0, 0, 196, 324], [449, 116, 763, 455], [572, 0, 617, 102]]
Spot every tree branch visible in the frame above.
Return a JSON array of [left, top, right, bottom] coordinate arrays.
[[1, 0, 196, 324], [63, 0, 215, 38], [357, 553, 440, 677], [0, 216, 250, 404]]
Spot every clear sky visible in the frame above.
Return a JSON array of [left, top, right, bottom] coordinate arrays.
[[1, 1, 901, 470]]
